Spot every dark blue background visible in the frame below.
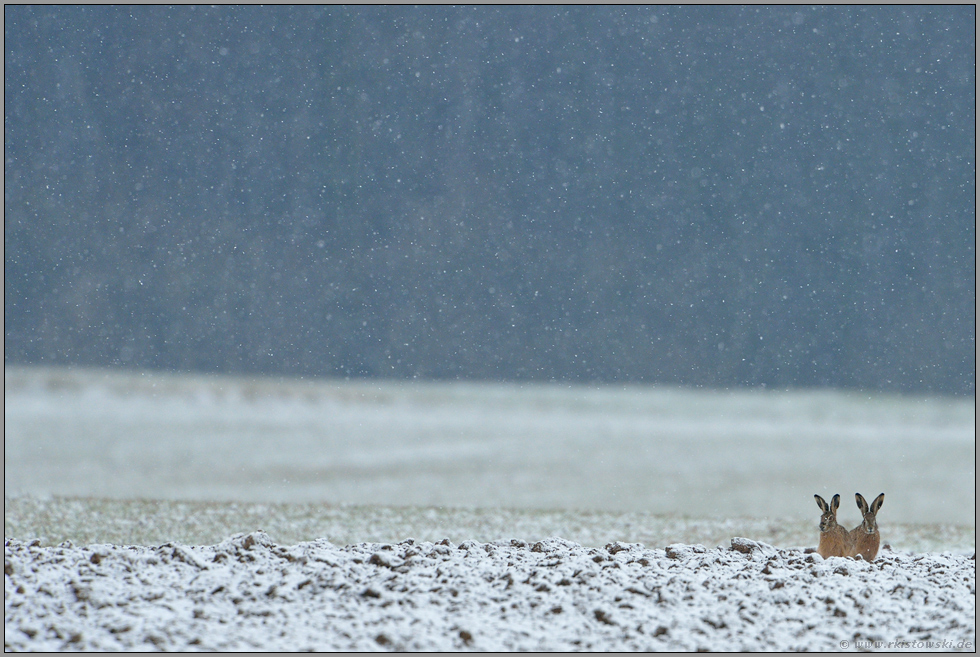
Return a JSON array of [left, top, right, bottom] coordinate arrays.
[[5, 6, 975, 393]]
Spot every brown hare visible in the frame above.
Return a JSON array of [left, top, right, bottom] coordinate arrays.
[[814, 493, 851, 558], [847, 492, 884, 561]]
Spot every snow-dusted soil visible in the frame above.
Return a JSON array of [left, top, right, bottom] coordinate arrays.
[[5, 533, 976, 652], [5, 494, 976, 556]]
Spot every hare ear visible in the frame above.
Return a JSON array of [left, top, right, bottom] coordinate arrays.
[[871, 493, 884, 514], [855, 493, 869, 514], [814, 494, 828, 512], [831, 494, 840, 511]]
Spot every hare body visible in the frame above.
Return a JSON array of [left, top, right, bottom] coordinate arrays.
[[814, 494, 851, 558], [847, 493, 884, 561]]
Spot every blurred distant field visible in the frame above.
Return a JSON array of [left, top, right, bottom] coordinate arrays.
[[4, 366, 975, 549]]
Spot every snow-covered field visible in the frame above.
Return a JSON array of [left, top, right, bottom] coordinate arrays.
[[4, 533, 976, 651], [4, 366, 975, 523], [4, 366, 976, 650]]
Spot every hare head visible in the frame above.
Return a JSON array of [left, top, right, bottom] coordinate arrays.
[[855, 492, 884, 535], [814, 493, 841, 532]]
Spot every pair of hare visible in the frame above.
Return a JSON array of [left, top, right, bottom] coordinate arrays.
[[813, 492, 885, 561]]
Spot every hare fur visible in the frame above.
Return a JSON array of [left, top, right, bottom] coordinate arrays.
[[847, 492, 884, 561], [814, 493, 851, 558]]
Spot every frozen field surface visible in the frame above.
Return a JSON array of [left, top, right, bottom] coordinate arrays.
[[4, 533, 976, 652], [4, 367, 976, 651], [4, 495, 975, 556], [4, 366, 975, 525]]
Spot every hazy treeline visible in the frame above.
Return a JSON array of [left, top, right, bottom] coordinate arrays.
[[4, 6, 975, 393]]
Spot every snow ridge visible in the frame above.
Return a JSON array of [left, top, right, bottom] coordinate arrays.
[[4, 534, 976, 651]]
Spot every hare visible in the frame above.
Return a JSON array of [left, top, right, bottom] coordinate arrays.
[[814, 494, 851, 558], [847, 493, 884, 561]]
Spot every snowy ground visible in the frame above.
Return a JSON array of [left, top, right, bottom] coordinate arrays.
[[5, 495, 975, 556], [4, 366, 975, 524], [4, 366, 976, 650], [5, 533, 976, 652]]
